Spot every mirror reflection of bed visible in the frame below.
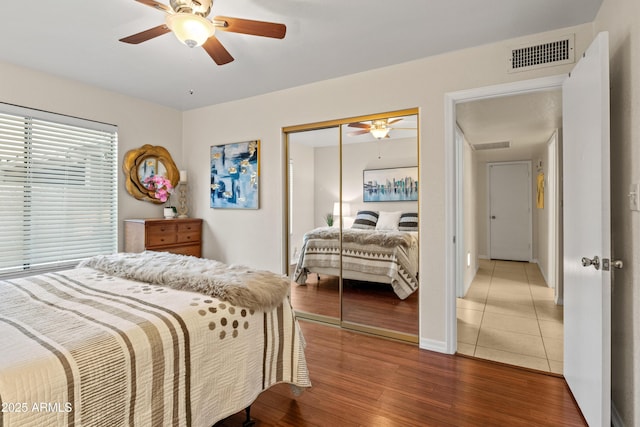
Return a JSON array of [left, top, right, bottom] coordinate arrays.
[[285, 110, 419, 341]]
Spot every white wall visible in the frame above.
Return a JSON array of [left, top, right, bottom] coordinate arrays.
[[0, 61, 184, 251], [535, 133, 555, 287], [289, 141, 316, 263], [462, 133, 477, 294], [181, 23, 595, 348], [341, 138, 418, 216], [313, 144, 340, 227], [594, 0, 640, 424], [474, 157, 489, 259]]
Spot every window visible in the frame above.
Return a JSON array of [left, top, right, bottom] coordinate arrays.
[[0, 103, 117, 278]]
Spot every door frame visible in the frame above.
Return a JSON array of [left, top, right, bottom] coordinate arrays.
[[547, 131, 562, 304], [487, 160, 533, 262], [444, 74, 566, 354]]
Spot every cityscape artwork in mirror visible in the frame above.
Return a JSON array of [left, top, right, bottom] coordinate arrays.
[[363, 166, 418, 202]]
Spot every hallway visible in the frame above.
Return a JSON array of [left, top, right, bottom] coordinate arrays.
[[457, 259, 563, 374]]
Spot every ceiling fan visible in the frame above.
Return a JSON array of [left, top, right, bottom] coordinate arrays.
[[348, 118, 414, 139], [120, 0, 286, 65]]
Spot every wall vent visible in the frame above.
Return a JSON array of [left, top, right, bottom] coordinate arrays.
[[472, 141, 511, 151], [508, 34, 574, 73]]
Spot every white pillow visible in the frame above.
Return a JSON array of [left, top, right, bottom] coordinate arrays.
[[342, 216, 355, 229], [376, 211, 402, 231]]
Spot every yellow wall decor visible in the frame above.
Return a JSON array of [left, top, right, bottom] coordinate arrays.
[[537, 172, 545, 209]]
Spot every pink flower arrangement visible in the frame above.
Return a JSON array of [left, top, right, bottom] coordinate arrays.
[[143, 175, 174, 203]]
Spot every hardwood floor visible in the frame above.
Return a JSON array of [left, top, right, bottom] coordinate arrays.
[[216, 320, 586, 426], [289, 274, 340, 318], [289, 274, 419, 336], [342, 279, 419, 335]]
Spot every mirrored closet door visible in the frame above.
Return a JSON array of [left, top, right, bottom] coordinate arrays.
[[287, 126, 341, 323], [340, 113, 419, 339], [285, 109, 420, 341]]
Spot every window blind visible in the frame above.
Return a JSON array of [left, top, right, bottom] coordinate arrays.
[[0, 104, 117, 278]]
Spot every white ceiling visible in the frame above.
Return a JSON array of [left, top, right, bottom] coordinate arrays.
[[456, 89, 563, 161], [0, 0, 601, 111]]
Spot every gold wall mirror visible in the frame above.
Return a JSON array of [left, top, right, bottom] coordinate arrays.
[[123, 144, 179, 203]]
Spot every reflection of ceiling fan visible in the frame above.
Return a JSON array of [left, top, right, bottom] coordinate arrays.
[[120, 0, 286, 65], [348, 118, 414, 139]]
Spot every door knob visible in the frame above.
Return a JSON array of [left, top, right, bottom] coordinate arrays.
[[581, 256, 600, 270], [491, 215, 496, 219]]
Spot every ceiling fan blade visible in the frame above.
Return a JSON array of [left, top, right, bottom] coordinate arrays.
[[348, 130, 371, 136], [134, 0, 172, 13], [119, 24, 171, 44], [387, 118, 403, 125], [348, 122, 371, 129], [202, 36, 234, 65], [214, 16, 286, 39]]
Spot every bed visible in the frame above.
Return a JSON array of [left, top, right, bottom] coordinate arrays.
[[0, 251, 311, 427], [292, 226, 419, 300]]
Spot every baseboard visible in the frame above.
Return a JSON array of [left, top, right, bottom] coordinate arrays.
[[463, 264, 477, 296], [532, 259, 553, 288], [539, 265, 550, 286], [611, 400, 624, 427], [420, 338, 450, 354]]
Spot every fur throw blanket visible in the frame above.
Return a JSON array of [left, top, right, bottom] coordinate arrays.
[[304, 227, 415, 249], [78, 251, 289, 312]]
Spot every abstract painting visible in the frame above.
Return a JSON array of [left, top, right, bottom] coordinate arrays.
[[210, 140, 259, 209]]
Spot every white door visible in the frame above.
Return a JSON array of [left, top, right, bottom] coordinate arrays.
[[563, 32, 610, 426], [489, 162, 531, 261]]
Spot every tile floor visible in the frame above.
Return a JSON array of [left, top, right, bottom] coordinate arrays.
[[457, 259, 564, 374]]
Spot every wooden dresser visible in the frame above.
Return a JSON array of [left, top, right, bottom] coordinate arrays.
[[124, 218, 202, 257]]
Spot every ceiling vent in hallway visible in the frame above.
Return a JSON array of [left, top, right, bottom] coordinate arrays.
[[472, 141, 511, 150], [508, 34, 575, 73]]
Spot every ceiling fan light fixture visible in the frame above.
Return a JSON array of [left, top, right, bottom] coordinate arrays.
[[166, 12, 215, 48], [368, 119, 391, 139], [370, 128, 390, 139]]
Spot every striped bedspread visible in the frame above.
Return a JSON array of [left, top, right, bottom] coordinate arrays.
[[293, 228, 419, 299], [0, 267, 310, 426]]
